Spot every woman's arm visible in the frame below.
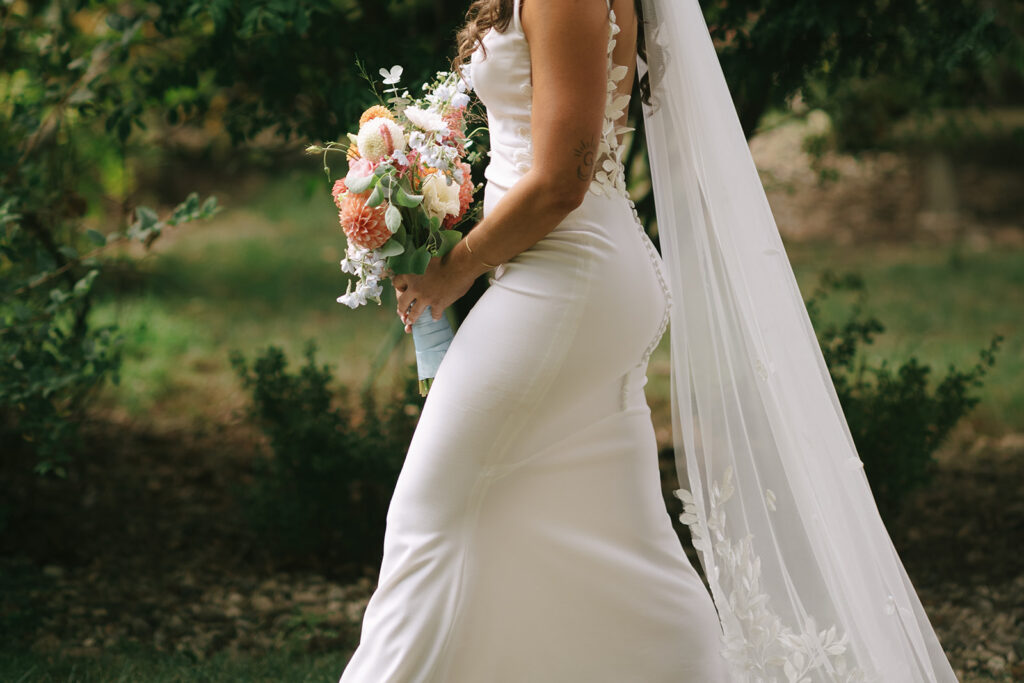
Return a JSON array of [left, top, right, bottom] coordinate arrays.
[[395, 0, 610, 330]]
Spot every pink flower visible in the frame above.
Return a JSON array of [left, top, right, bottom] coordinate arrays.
[[347, 157, 375, 178], [443, 162, 475, 229], [443, 107, 466, 134], [331, 178, 348, 209]]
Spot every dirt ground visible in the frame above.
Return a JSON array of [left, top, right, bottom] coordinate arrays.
[[2, 413, 1022, 681]]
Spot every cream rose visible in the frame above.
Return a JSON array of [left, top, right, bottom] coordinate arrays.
[[420, 173, 462, 222]]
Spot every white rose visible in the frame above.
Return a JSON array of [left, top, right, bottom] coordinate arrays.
[[420, 173, 461, 222], [356, 118, 407, 162]]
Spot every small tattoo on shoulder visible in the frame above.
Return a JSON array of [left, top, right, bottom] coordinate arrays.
[[573, 135, 597, 182]]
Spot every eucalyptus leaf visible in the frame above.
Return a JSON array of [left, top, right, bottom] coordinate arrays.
[[409, 246, 432, 275], [366, 183, 385, 208], [393, 186, 423, 208], [346, 173, 374, 194], [378, 238, 405, 257], [436, 229, 462, 259], [385, 203, 402, 233], [387, 248, 415, 274], [388, 245, 432, 275]]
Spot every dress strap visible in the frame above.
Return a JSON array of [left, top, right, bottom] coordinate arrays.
[[512, 0, 524, 34]]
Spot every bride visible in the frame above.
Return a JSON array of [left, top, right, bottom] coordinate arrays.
[[340, 0, 960, 681]]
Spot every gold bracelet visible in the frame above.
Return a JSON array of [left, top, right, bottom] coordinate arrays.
[[465, 231, 499, 270]]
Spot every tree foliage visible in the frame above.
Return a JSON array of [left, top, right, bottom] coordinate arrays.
[[1, 2, 219, 471], [705, 0, 1021, 138], [2, 0, 1017, 472]]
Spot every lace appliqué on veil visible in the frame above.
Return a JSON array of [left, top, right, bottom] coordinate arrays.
[[674, 470, 874, 683]]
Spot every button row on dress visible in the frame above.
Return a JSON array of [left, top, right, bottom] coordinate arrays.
[[628, 198, 672, 368]]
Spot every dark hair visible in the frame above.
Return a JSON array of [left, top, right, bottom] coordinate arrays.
[[453, 0, 651, 106]]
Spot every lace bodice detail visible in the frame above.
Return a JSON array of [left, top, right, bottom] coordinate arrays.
[[469, 0, 672, 404], [469, 0, 633, 199]]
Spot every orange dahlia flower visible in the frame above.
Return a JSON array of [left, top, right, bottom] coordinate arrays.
[[339, 194, 391, 250], [359, 105, 396, 127]]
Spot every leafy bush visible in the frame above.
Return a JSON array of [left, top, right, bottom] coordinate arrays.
[[229, 340, 419, 570], [806, 270, 1002, 520], [0, 4, 219, 474]]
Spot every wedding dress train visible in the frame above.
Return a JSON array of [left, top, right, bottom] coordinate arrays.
[[339, 1, 731, 680]]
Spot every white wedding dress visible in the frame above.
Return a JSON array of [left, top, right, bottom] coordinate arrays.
[[339, 1, 732, 681]]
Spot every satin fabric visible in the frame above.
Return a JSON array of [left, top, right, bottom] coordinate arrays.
[[339, 1, 730, 680]]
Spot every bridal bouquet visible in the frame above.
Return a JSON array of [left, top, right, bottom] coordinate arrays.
[[307, 64, 481, 395]]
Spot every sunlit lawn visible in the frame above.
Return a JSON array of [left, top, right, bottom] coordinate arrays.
[[91, 168, 1023, 436]]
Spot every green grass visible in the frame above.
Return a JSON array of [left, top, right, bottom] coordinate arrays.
[[90, 169, 405, 429], [0, 644, 351, 683], [789, 240, 1022, 432], [90, 168, 1023, 435]]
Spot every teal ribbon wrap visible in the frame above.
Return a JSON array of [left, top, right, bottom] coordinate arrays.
[[411, 305, 453, 395]]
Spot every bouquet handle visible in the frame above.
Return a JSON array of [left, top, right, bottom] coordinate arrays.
[[410, 305, 454, 396]]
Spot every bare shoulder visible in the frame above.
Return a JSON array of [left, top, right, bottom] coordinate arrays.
[[520, 0, 610, 45]]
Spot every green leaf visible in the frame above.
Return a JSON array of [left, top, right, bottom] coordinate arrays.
[[393, 186, 423, 208], [435, 229, 462, 258], [85, 229, 106, 246], [73, 269, 100, 296], [200, 196, 219, 218], [346, 173, 374, 194], [385, 203, 402, 233], [388, 245, 431, 275], [134, 206, 159, 231], [378, 239, 405, 257], [409, 246, 432, 274], [365, 183, 385, 208]]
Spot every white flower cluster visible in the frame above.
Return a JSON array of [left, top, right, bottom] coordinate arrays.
[[404, 70, 473, 173], [422, 70, 472, 111], [337, 243, 387, 308]]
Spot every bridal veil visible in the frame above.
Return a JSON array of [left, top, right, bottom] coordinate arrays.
[[637, 0, 958, 680]]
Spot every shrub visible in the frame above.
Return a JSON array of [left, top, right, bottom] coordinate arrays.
[[0, 5, 218, 476], [228, 340, 419, 571], [806, 270, 1002, 520]]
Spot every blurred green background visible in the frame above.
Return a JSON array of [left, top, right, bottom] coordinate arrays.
[[2, 0, 1023, 680]]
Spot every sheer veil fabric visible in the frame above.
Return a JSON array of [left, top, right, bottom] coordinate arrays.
[[637, 0, 958, 680]]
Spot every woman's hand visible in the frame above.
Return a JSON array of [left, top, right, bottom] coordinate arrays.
[[393, 253, 477, 333]]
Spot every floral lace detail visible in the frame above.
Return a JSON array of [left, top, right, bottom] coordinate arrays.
[[674, 468, 875, 683], [589, 10, 632, 199], [594, 8, 670, 403]]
